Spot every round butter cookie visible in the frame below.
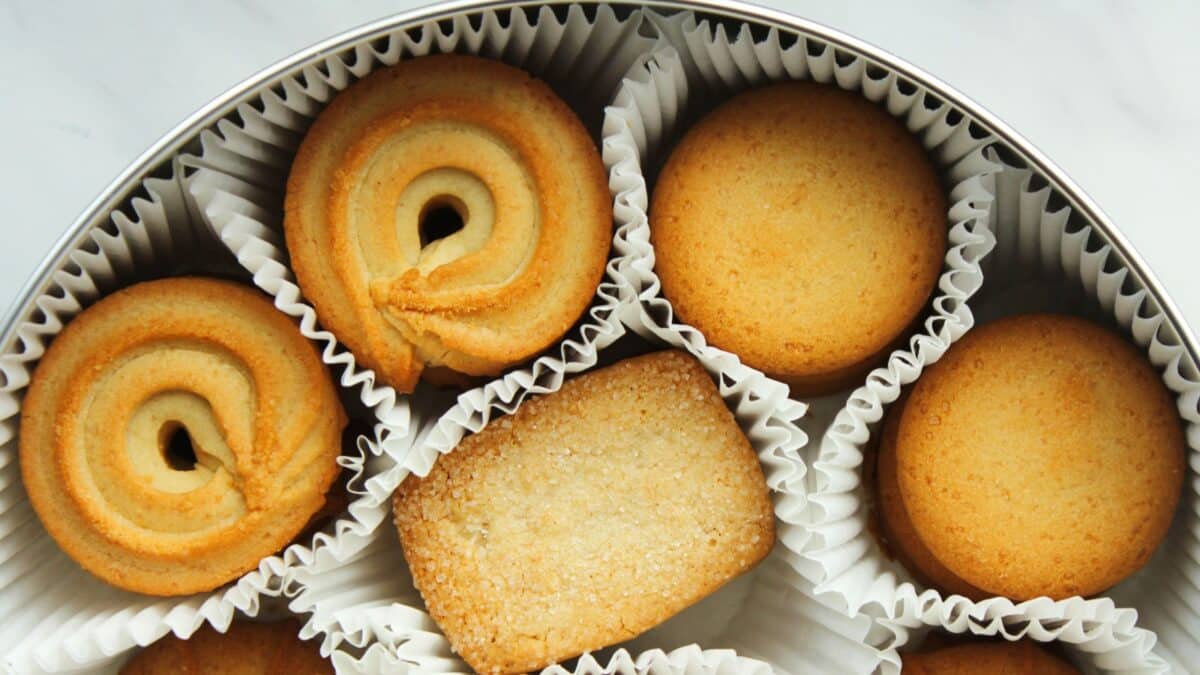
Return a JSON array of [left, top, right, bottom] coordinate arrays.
[[895, 313, 1184, 600], [902, 641, 1078, 674], [20, 277, 346, 596], [120, 621, 331, 674], [285, 54, 611, 393], [650, 81, 946, 395]]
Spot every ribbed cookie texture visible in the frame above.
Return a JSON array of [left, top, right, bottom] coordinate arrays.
[[285, 53, 611, 393], [19, 277, 346, 596], [119, 621, 331, 674], [394, 350, 775, 674]]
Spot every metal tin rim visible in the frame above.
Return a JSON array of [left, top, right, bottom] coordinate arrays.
[[6, 0, 1195, 367]]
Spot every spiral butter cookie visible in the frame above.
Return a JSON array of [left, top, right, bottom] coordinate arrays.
[[894, 314, 1184, 600], [20, 277, 346, 596], [651, 82, 946, 395], [285, 54, 611, 393], [120, 620, 331, 674], [394, 351, 774, 674]]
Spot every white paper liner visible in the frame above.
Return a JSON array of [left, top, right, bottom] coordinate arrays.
[[182, 4, 661, 457], [79, 599, 331, 675], [880, 594, 1164, 675], [0, 163, 408, 673], [599, 10, 1188, 674], [306, 541, 868, 675], [602, 12, 998, 671], [797, 147, 1192, 673], [284, 335, 888, 674], [601, 30, 998, 651], [331, 639, 773, 675], [603, 10, 999, 381]]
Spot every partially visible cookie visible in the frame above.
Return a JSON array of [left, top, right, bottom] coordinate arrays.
[[902, 641, 1079, 674], [120, 621, 331, 674], [651, 81, 946, 395], [394, 350, 775, 674], [896, 314, 1185, 599]]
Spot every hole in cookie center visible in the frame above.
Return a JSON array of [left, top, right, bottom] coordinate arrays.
[[419, 196, 466, 248], [161, 424, 198, 472]]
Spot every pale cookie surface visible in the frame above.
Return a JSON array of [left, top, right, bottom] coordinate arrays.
[[651, 82, 946, 395], [20, 277, 346, 596], [896, 313, 1184, 600], [901, 641, 1079, 674], [285, 53, 611, 393], [393, 350, 775, 674], [120, 621, 331, 674]]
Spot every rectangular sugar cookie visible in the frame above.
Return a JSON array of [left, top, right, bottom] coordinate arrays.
[[393, 350, 775, 674]]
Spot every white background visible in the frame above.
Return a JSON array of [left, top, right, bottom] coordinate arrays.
[[2, 1, 1198, 329]]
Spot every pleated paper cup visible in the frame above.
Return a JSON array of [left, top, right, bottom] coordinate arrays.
[[599, 8, 1188, 673], [281, 325, 895, 674], [183, 4, 655, 458], [601, 25, 996, 653], [603, 9, 998, 383], [0, 162, 407, 673], [100, 605, 330, 674], [880, 593, 1165, 674], [802, 148, 1191, 673]]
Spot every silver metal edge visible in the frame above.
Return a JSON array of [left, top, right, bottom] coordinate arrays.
[[6, 0, 1195, 370]]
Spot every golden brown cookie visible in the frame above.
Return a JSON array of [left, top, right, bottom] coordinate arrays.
[[902, 640, 1079, 674], [120, 620, 331, 674], [650, 82, 946, 395], [896, 314, 1184, 600], [285, 54, 611, 393], [20, 277, 346, 596], [875, 396, 987, 600], [394, 350, 774, 674]]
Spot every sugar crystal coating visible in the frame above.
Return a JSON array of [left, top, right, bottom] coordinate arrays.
[[393, 350, 775, 674]]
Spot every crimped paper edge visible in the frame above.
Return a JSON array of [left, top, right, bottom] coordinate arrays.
[[182, 3, 670, 458], [0, 163, 409, 674], [595, 10, 1181, 675], [805, 150, 1187, 674], [287, 333, 814, 674]]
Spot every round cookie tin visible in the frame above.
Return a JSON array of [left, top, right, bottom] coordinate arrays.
[[1, 2, 1196, 674], [3, 0, 1192, 354]]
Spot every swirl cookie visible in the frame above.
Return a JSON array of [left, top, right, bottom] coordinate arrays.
[[893, 314, 1184, 599], [120, 620, 331, 674], [20, 277, 346, 596], [394, 350, 774, 674], [285, 54, 611, 393], [902, 641, 1079, 674], [651, 82, 946, 395]]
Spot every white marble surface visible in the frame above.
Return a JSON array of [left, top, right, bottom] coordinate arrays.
[[2, 0, 1198, 331]]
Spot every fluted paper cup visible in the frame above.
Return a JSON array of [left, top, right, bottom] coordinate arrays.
[[284, 332, 888, 674], [0, 163, 408, 673], [183, 4, 654, 460], [803, 149, 1184, 673]]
